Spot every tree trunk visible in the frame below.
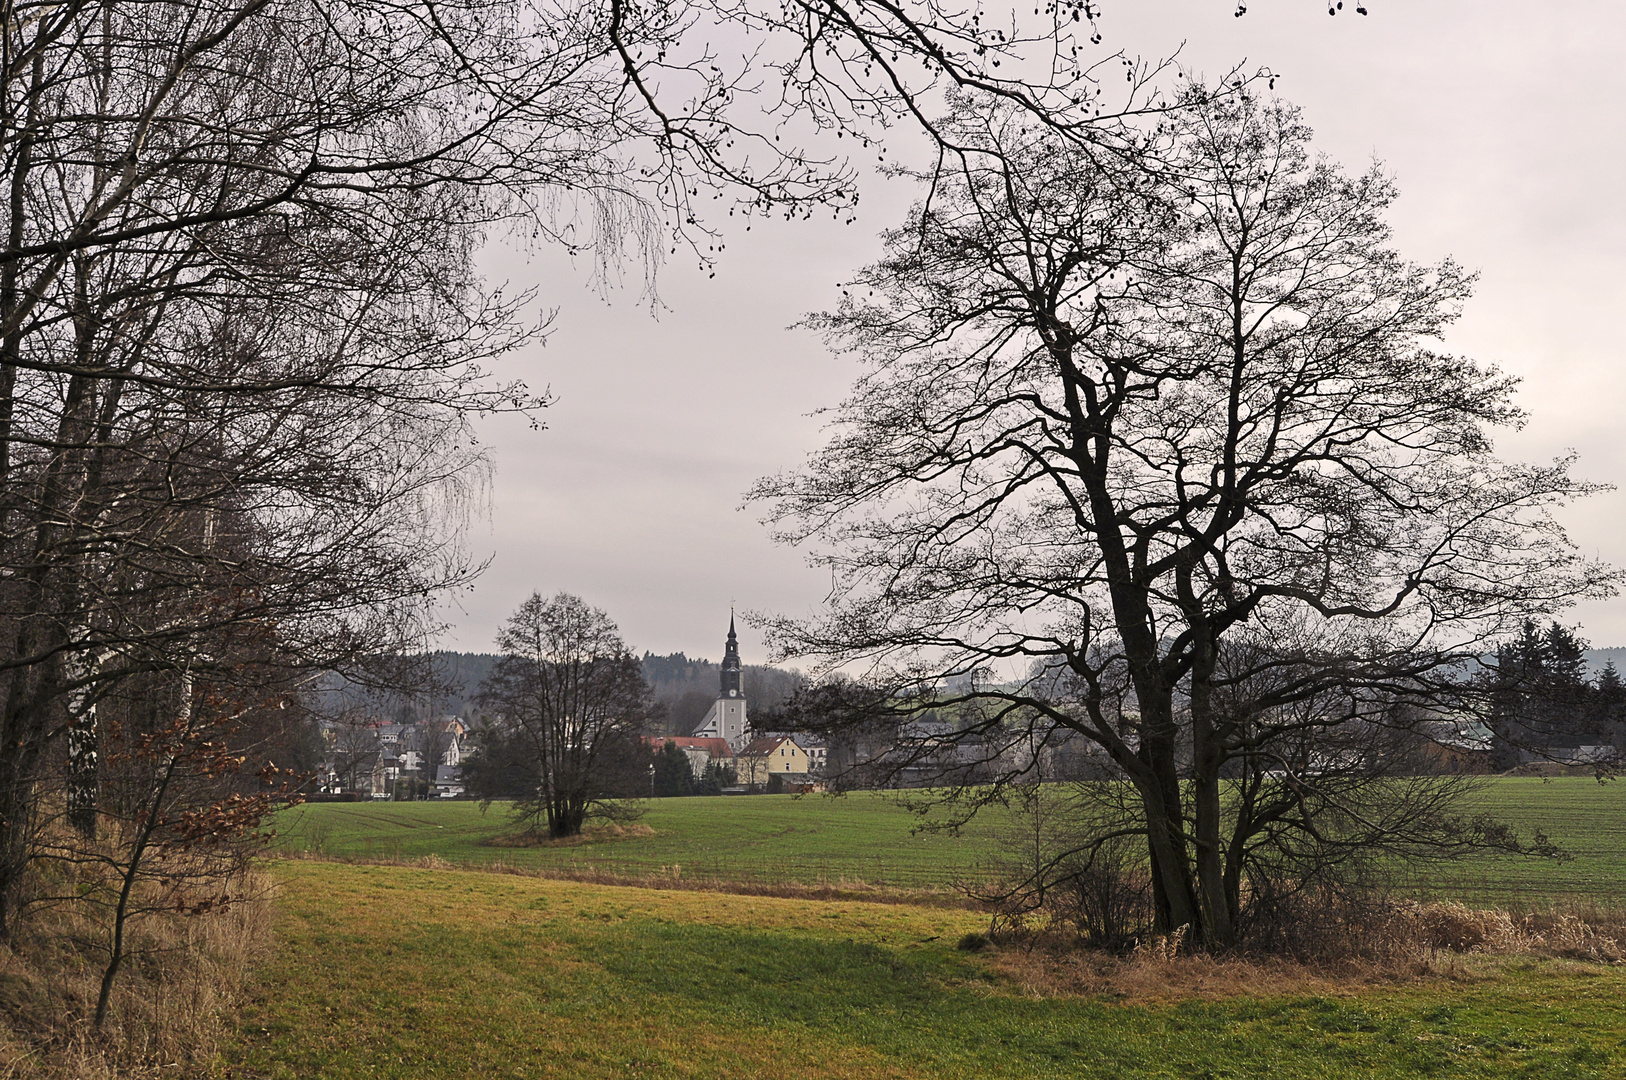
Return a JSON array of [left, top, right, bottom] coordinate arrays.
[[0, 765, 36, 943], [65, 712, 98, 839], [0, 642, 57, 942], [95, 670, 189, 1028], [1189, 768, 1235, 949], [1189, 680, 1237, 949], [64, 648, 105, 839], [1130, 711, 1202, 939]]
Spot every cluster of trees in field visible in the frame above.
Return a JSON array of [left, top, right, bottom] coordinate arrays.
[[296, 642, 809, 809], [459, 592, 659, 837], [651, 742, 739, 797], [457, 593, 820, 834], [1485, 621, 1626, 768]]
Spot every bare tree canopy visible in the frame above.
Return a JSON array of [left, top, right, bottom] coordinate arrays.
[[756, 89, 1615, 950], [0, 0, 1205, 1003]]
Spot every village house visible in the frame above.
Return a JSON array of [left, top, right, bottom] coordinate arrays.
[[315, 713, 470, 798], [737, 735, 815, 786]]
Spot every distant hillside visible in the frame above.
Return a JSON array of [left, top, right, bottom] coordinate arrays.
[[1470, 648, 1626, 681], [370, 650, 806, 736], [1586, 648, 1626, 678], [639, 652, 805, 736], [298, 651, 501, 725], [317, 645, 1626, 724], [425, 651, 501, 715]]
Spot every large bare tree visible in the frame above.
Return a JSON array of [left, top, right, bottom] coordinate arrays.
[[757, 90, 1613, 950], [0, 0, 841, 941]]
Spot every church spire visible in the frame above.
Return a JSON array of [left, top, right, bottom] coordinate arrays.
[[720, 613, 742, 698]]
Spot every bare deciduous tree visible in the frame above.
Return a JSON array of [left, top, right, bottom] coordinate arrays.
[[324, 709, 384, 795], [758, 89, 1613, 950], [0, 0, 1163, 944], [411, 716, 460, 796]]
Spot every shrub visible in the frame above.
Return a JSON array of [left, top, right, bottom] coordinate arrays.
[[956, 931, 990, 952]]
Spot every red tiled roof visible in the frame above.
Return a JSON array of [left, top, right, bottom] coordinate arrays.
[[739, 735, 799, 757], [643, 736, 734, 758]]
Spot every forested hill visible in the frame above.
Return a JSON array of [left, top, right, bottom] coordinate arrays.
[[425, 651, 502, 714], [1587, 648, 1626, 678], [1465, 648, 1626, 681], [340, 646, 1621, 723], [638, 652, 805, 736], [408, 650, 804, 736]]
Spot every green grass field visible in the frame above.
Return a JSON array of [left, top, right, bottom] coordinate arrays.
[[223, 780, 1626, 1077], [1445, 779, 1626, 905], [272, 791, 1007, 888], [270, 778, 1626, 904], [217, 860, 1626, 1079]]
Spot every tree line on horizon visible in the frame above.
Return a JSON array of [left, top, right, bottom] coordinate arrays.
[[1484, 621, 1626, 768], [325, 648, 806, 738]]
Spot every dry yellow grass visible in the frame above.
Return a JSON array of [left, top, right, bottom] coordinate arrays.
[[0, 870, 275, 1080], [985, 947, 1444, 1003], [1395, 900, 1625, 960], [480, 822, 659, 848], [979, 898, 1626, 1005]]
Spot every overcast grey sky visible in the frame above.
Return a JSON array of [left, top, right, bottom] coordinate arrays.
[[437, 1, 1626, 664]]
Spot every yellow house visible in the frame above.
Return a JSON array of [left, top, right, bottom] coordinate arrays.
[[737, 736, 812, 786]]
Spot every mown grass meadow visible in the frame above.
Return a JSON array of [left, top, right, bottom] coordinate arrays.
[[217, 860, 1626, 1080], [271, 791, 1004, 888], [216, 778, 1626, 1078]]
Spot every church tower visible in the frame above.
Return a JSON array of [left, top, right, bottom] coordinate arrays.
[[720, 615, 742, 699], [693, 614, 750, 752]]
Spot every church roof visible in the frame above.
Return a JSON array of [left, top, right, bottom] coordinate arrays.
[[719, 612, 743, 697]]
